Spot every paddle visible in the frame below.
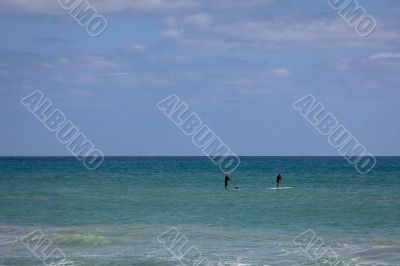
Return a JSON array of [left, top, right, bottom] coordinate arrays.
[[229, 176, 240, 190], [231, 180, 240, 190]]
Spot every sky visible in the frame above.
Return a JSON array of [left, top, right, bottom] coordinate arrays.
[[0, 0, 399, 156]]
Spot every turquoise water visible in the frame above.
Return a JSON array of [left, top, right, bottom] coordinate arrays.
[[0, 157, 399, 265]]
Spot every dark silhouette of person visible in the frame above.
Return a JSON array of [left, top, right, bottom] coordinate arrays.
[[225, 175, 231, 189], [276, 174, 283, 188]]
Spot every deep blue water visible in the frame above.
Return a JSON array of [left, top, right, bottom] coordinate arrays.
[[0, 157, 399, 265]]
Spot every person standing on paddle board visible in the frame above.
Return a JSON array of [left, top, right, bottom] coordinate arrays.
[[276, 174, 283, 188], [225, 175, 231, 189]]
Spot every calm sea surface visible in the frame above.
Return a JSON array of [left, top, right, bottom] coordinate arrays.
[[0, 157, 399, 265]]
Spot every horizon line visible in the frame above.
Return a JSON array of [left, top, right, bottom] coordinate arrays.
[[0, 155, 399, 158]]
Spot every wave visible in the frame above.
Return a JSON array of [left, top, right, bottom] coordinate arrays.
[[51, 234, 111, 246]]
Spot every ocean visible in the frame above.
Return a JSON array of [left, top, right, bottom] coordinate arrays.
[[0, 157, 399, 265]]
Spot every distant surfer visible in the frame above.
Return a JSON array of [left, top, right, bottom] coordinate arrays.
[[276, 173, 283, 188], [224, 175, 231, 189]]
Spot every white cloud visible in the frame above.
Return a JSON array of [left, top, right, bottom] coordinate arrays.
[[164, 17, 177, 27], [328, 52, 400, 71], [212, 18, 397, 47], [124, 44, 149, 53], [208, 0, 275, 9], [368, 52, 400, 69], [95, 0, 199, 13], [0, 0, 276, 14], [0, 0, 60, 14], [107, 72, 132, 76], [370, 53, 400, 60], [159, 15, 399, 50], [183, 13, 211, 27], [270, 68, 291, 78], [160, 28, 184, 39], [0, 0, 199, 14]]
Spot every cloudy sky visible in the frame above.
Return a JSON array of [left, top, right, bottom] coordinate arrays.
[[0, 0, 399, 156]]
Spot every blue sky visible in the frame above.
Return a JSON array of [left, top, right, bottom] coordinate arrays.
[[0, 0, 399, 156]]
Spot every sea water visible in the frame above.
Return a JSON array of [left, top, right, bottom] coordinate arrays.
[[0, 157, 399, 265]]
